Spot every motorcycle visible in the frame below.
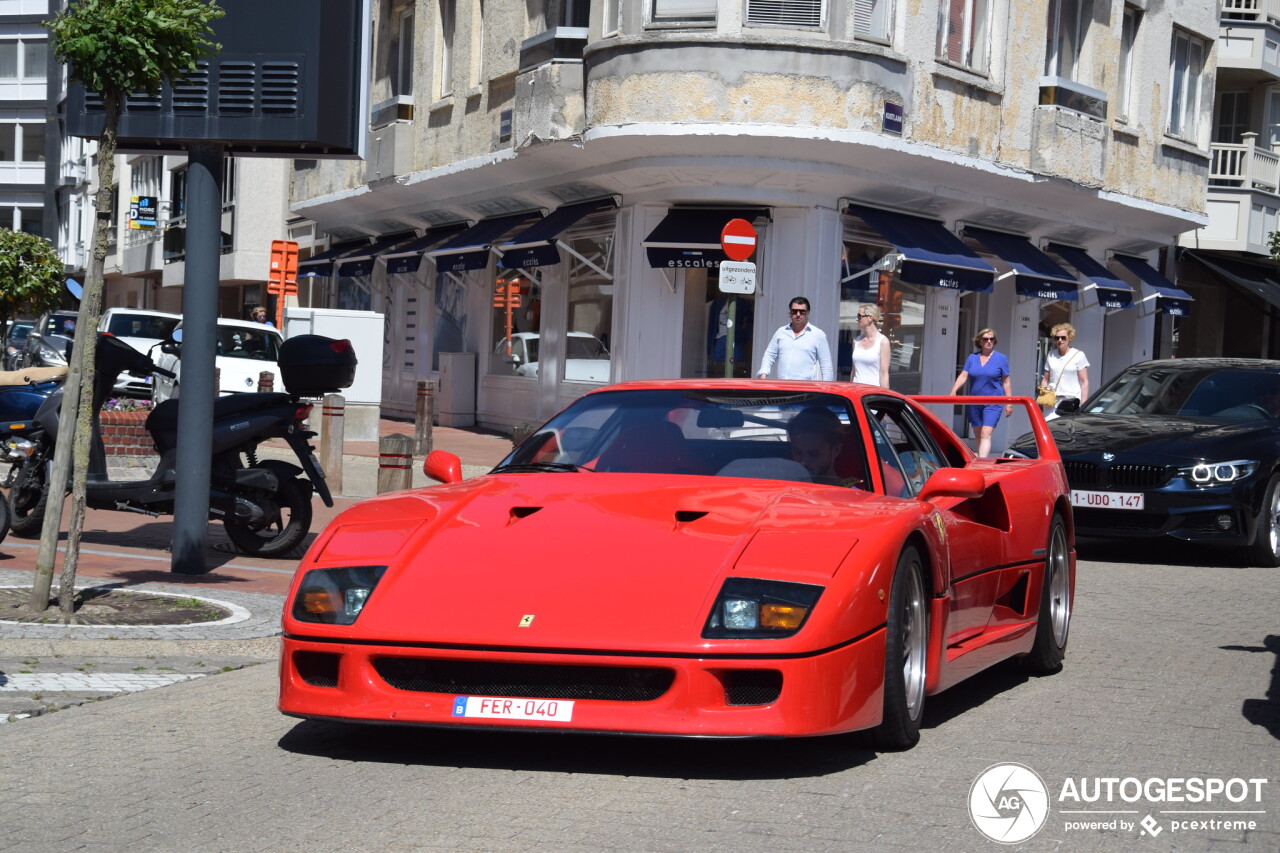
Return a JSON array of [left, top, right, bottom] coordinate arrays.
[[2, 332, 356, 558], [0, 364, 62, 547]]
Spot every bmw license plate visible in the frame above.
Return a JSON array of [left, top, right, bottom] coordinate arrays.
[[452, 695, 574, 722], [1071, 489, 1145, 510]]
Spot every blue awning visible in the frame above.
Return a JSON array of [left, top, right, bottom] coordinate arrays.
[[382, 223, 470, 275], [1113, 255, 1193, 317], [965, 227, 1079, 301], [499, 198, 617, 269], [1047, 243, 1134, 310], [428, 213, 541, 273], [334, 233, 417, 277], [642, 208, 770, 269], [297, 242, 366, 279], [847, 204, 996, 292]]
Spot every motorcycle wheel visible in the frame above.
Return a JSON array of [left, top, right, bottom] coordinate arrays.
[[223, 463, 313, 558], [0, 482, 11, 545], [8, 458, 49, 538]]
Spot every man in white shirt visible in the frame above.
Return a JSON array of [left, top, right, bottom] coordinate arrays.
[[757, 297, 835, 381]]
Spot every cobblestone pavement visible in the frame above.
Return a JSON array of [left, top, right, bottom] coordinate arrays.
[[0, 542, 1275, 853]]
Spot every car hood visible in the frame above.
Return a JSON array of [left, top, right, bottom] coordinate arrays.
[[1015, 413, 1277, 461], [302, 475, 888, 651]]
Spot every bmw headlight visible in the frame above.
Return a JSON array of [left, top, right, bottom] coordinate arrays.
[[1177, 459, 1259, 486], [292, 565, 387, 625], [703, 578, 823, 639]]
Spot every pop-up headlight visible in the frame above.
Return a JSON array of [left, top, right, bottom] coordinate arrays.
[[292, 566, 387, 625], [703, 577, 823, 639]]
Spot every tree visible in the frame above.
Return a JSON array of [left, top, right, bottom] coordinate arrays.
[[0, 230, 64, 338], [28, 0, 223, 618]]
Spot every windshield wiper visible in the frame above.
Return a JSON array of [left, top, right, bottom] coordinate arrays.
[[490, 461, 595, 474]]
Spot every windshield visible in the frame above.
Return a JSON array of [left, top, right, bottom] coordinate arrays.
[[499, 388, 868, 486], [215, 326, 281, 361], [1085, 367, 1280, 419], [107, 313, 178, 339], [567, 335, 609, 360], [41, 314, 77, 339]]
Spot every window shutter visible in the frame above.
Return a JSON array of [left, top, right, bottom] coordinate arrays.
[[746, 0, 824, 28]]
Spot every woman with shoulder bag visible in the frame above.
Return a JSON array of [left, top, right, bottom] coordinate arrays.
[[1040, 323, 1090, 420]]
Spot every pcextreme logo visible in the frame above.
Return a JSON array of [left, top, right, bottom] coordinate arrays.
[[968, 764, 1271, 843]]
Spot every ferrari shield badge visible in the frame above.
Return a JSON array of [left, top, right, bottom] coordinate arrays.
[[519, 614, 535, 627]]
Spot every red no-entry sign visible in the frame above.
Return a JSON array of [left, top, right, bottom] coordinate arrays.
[[720, 218, 757, 262]]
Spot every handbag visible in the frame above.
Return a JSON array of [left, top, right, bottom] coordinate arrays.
[[1038, 350, 1079, 409]]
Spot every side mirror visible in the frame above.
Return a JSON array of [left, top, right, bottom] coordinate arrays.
[[424, 449, 463, 485], [161, 327, 183, 355], [917, 468, 986, 503]]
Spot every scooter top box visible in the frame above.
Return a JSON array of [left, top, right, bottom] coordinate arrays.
[[278, 335, 357, 396]]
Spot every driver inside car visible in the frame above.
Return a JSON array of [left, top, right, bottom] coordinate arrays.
[[787, 407, 861, 488]]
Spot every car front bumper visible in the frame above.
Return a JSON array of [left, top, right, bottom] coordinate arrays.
[[1068, 475, 1264, 545], [278, 631, 887, 738]]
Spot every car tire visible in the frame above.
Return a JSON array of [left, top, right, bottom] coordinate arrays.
[[868, 545, 929, 751], [1021, 512, 1071, 674], [1246, 474, 1280, 568]]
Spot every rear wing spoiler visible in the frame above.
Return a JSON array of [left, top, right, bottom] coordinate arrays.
[[910, 396, 1059, 462]]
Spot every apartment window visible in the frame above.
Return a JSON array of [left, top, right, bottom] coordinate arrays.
[[936, 0, 990, 72], [1045, 0, 1090, 81], [0, 39, 46, 79], [395, 6, 415, 97], [438, 0, 455, 98], [564, 0, 590, 27], [1116, 6, 1139, 121], [1266, 88, 1280, 148], [1168, 29, 1207, 140], [130, 156, 162, 197], [651, 0, 716, 26], [0, 123, 44, 162], [746, 0, 824, 28], [19, 207, 40, 236], [602, 0, 620, 35], [854, 0, 893, 41], [1215, 91, 1250, 144]]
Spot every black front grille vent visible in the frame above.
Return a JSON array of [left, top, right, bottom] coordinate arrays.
[[373, 658, 675, 702], [1065, 461, 1171, 490]]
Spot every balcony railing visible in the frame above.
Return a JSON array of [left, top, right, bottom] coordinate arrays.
[[1223, 0, 1280, 25], [1210, 134, 1280, 192]]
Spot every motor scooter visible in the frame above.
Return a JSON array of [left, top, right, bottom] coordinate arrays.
[[2, 332, 355, 558]]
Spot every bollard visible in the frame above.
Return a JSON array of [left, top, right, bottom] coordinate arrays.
[[414, 379, 434, 455], [377, 433, 415, 494], [320, 393, 345, 497], [258, 370, 274, 394]]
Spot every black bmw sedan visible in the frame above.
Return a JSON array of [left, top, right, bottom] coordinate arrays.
[[1005, 358, 1280, 567]]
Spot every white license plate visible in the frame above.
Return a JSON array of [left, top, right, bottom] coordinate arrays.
[[452, 695, 574, 722], [1071, 489, 1145, 510]]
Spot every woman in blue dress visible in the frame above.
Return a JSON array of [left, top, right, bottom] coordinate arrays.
[[948, 328, 1013, 458]]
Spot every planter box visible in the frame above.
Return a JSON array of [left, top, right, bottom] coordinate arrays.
[[100, 410, 154, 457]]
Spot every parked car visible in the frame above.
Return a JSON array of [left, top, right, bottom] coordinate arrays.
[[492, 331, 610, 382], [1005, 357, 1280, 567], [280, 380, 1074, 751], [19, 311, 79, 369], [4, 320, 33, 370], [98, 308, 181, 397], [152, 318, 283, 402]]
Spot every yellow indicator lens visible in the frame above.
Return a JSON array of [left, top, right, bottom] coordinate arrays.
[[760, 603, 806, 630], [301, 590, 338, 615]]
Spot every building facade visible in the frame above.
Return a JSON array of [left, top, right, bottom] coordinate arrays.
[[1175, 0, 1280, 359], [3, 0, 48, 241]]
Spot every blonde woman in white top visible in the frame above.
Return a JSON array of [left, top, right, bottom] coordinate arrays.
[[851, 304, 890, 388], [1041, 323, 1090, 419]]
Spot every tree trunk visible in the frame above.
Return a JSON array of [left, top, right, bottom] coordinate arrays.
[[25, 91, 119, 619]]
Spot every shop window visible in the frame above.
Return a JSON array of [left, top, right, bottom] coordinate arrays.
[[838, 242, 924, 393], [564, 229, 615, 384], [490, 270, 543, 377]]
